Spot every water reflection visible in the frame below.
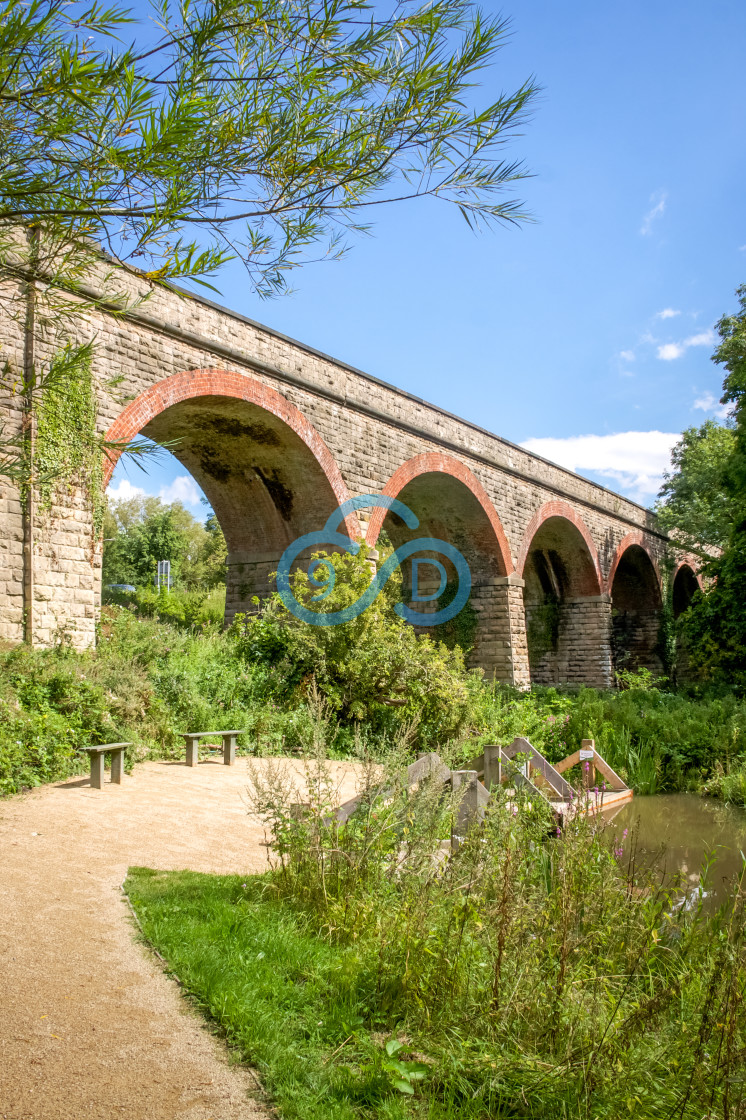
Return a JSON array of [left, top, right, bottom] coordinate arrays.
[[606, 793, 746, 911]]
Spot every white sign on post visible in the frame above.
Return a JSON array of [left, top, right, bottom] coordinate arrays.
[[579, 749, 594, 760]]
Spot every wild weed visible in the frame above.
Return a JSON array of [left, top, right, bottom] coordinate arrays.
[[245, 737, 746, 1117]]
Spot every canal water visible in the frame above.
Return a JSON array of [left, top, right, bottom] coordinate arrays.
[[606, 793, 746, 911]]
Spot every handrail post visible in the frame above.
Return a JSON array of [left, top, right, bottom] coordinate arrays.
[[451, 769, 480, 847], [483, 744, 501, 789]]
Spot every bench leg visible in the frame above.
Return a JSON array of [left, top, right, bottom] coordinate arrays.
[[90, 752, 105, 789], [185, 739, 199, 767], [223, 734, 237, 765], [111, 749, 125, 784]]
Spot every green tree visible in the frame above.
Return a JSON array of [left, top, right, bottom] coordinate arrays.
[[680, 285, 746, 687], [656, 419, 736, 550], [201, 513, 228, 590], [103, 495, 227, 589]]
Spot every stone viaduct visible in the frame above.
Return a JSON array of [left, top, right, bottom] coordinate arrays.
[[0, 263, 702, 688]]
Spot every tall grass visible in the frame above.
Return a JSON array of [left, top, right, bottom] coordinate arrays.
[[128, 745, 746, 1118]]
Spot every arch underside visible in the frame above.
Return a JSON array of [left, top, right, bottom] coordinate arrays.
[[610, 545, 664, 677], [522, 515, 611, 688], [376, 471, 511, 672], [141, 395, 344, 622]]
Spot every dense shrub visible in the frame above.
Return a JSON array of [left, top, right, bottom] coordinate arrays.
[[103, 584, 226, 629], [230, 548, 473, 744], [4, 569, 746, 802]]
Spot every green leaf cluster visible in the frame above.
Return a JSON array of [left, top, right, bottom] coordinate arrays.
[[230, 545, 473, 739], [656, 418, 736, 550], [0, 0, 538, 294]]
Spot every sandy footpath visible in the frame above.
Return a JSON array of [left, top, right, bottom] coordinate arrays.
[[0, 756, 359, 1120]]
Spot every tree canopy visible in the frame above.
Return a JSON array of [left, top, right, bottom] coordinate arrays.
[[673, 285, 746, 688], [0, 0, 537, 295], [102, 494, 227, 589], [655, 419, 736, 551]]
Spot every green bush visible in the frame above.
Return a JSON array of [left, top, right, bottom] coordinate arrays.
[[230, 548, 474, 745], [104, 584, 226, 629]]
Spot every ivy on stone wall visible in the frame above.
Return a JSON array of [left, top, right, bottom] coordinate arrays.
[[526, 594, 561, 666], [32, 341, 105, 536], [434, 581, 479, 654]]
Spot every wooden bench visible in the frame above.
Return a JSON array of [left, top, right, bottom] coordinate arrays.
[[181, 730, 242, 767], [80, 743, 132, 789]]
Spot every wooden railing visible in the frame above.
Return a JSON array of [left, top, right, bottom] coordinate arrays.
[[328, 736, 631, 845]]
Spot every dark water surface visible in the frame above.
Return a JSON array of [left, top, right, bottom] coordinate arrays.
[[607, 793, 746, 911]]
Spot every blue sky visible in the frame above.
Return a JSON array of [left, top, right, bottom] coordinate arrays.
[[110, 0, 746, 516]]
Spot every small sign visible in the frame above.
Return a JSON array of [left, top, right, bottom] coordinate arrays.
[[579, 749, 594, 760]]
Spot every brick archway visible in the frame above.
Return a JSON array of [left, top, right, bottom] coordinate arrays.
[[606, 531, 662, 597], [673, 556, 704, 592], [518, 501, 608, 687], [366, 452, 513, 575], [364, 452, 516, 679], [104, 368, 361, 623], [607, 533, 664, 677], [104, 368, 360, 541], [518, 500, 602, 594]]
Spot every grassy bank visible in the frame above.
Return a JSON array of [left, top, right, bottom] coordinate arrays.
[[127, 869, 411, 1120], [126, 763, 746, 1119]]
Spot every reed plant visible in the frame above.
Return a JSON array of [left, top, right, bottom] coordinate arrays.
[[231, 740, 746, 1117]]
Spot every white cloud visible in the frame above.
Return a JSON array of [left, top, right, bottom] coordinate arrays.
[[159, 474, 203, 508], [640, 190, 667, 235], [693, 392, 731, 420], [521, 431, 679, 503], [108, 472, 205, 510], [656, 308, 680, 320], [656, 328, 716, 361], [619, 350, 635, 361], [657, 342, 685, 361], [685, 330, 716, 348], [108, 478, 147, 502]]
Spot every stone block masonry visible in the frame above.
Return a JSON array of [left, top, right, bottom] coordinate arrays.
[[0, 260, 703, 686]]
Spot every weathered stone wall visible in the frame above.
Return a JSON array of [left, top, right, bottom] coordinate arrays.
[[0, 277, 26, 645], [556, 598, 614, 689], [0, 260, 697, 684]]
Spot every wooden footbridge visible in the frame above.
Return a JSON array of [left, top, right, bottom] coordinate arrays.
[[464, 736, 633, 819], [334, 737, 632, 838]]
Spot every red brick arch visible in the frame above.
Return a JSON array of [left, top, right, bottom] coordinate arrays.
[[606, 532, 663, 596], [673, 556, 704, 591], [365, 452, 513, 575], [517, 500, 602, 595], [103, 368, 361, 539]]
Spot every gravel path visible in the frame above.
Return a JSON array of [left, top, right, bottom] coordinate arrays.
[[0, 756, 359, 1120]]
